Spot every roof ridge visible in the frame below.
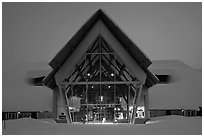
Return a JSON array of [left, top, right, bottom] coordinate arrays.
[[44, 9, 158, 89]]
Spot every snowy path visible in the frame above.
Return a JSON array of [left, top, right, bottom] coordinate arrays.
[[2, 116, 202, 135]]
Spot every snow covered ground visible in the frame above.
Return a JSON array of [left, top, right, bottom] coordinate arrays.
[[2, 116, 202, 135]]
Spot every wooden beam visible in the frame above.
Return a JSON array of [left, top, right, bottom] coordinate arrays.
[[79, 54, 98, 77], [131, 87, 137, 123], [101, 34, 136, 81], [59, 85, 72, 123], [88, 40, 99, 53], [102, 54, 131, 82], [85, 52, 115, 55], [87, 54, 92, 68], [127, 84, 130, 123], [102, 54, 120, 73], [119, 90, 127, 103], [55, 20, 100, 85], [76, 65, 83, 77], [131, 84, 143, 124], [119, 64, 125, 77], [101, 36, 112, 52], [87, 36, 99, 53], [99, 20, 147, 84], [61, 81, 140, 85], [81, 103, 121, 106]]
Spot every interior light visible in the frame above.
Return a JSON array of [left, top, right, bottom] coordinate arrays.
[[108, 85, 111, 88], [87, 73, 90, 76], [91, 85, 94, 88], [111, 73, 114, 76], [100, 96, 104, 101]]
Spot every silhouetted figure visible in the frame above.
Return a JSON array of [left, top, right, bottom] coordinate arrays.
[[197, 107, 202, 116]]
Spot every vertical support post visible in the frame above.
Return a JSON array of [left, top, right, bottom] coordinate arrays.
[[53, 87, 59, 120], [131, 87, 137, 123], [71, 85, 74, 122], [127, 84, 130, 123], [131, 84, 143, 124], [86, 84, 88, 123], [144, 88, 149, 119], [85, 51, 88, 124], [113, 54, 116, 122], [59, 85, 72, 123], [99, 36, 102, 122]]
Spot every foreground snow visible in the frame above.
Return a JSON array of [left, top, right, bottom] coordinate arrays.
[[2, 116, 202, 135]]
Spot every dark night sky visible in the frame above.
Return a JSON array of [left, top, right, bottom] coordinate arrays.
[[2, 2, 202, 72]]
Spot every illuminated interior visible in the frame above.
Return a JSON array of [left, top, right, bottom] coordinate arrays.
[[57, 35, 146, 124]]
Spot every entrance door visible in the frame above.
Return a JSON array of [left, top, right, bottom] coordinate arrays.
[[84, 84, 116, 123], [85, 104, 114, 123]]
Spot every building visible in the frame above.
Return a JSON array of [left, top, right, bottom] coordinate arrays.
[[42, 9, 158, 124], [148, 60, 202, 117], [2, 9, 201, 123]]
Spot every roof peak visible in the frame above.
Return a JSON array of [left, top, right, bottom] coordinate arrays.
[[43, 9, 158, 89], [97, 8, 105, 12]]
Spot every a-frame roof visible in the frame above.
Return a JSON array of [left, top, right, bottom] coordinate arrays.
[[43, 9, 158, 89]]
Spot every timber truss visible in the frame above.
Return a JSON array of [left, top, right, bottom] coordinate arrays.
[[58, 35, 145, 124]]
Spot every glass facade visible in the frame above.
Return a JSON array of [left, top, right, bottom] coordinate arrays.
[[56, 35, 145, 124]]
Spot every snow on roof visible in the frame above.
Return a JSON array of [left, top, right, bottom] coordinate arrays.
[[150, 60, 190, 68], [149, 60, 202, 110]]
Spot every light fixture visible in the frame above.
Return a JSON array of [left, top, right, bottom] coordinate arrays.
[[91, 85, 94, 88], [87, 73, 90, 76], [100, 96, 104, 101], [108, 85, 111, 88], [111, 73, 114, 77]]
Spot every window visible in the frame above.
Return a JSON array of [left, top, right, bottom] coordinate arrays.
[[31, 76, 45, 86], [155, 75, 170, 84]]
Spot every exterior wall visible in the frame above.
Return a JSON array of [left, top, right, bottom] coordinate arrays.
[[53, 87, 59, 119], [3, 111, 53, 120], [149, 109, 199, 117]]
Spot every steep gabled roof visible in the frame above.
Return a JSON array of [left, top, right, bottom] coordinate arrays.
[[43, 9, 158, 89]]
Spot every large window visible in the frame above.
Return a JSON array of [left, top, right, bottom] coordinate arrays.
[[58, 35, 144, 124]]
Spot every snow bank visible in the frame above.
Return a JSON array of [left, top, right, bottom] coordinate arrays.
[[2, 116, 202, 135]]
